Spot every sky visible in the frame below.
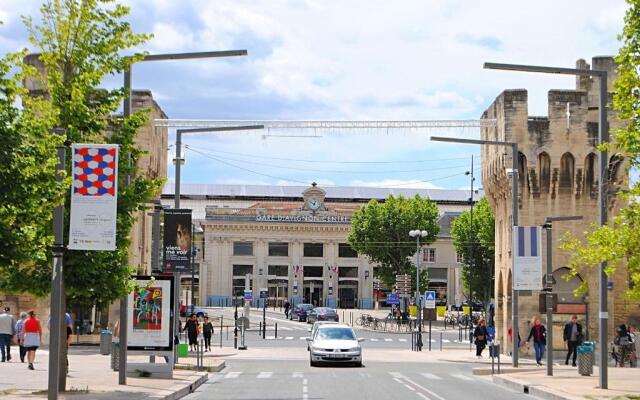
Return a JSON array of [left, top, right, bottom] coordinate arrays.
[[0, 0, 628, 190]]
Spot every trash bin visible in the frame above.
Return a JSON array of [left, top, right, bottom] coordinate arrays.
[[177, 343, 189, 358], [110, 340, 119, 371], [489, 343, 501, 358], [100, 330, 112, 355], [577, 341, 595, 376]]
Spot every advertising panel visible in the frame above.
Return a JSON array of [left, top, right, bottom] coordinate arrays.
[[513, 226, 543, 291], [127, 276, 174, 351], [68, 144, 118, 251], [163, 209, 192, 272]]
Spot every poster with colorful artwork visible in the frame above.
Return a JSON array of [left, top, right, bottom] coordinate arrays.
[[127, 276, 174, 350], [68, 144, 118, 251]]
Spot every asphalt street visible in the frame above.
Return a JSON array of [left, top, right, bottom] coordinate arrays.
[[183, 307, 532, 400], [185, 358, 529, 400]]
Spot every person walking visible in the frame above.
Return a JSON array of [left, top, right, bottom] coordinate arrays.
[[563, 315, 583, 367], [284, 301, 291, 319], [202, 317, 214, 352], [23, 310, 42, 370], [14, 312, 28, 363], [183, 314, 199, 352], [473, 318, 489, 358], [0, 307, 15, 362], [527, 317, 547, 366]]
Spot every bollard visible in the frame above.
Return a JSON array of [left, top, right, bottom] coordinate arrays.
[[411, 331, 414, 351], [275, 323, 278, 339], [459, 325, 462, 342], [220, 317, 223, 348], [226, 326, 229, 341], [440, 332, 442, 351], [259, 321, 262, 336]]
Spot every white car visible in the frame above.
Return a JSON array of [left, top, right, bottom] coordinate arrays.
[[307, 321, 339, 350], [306, 324, 363, 367]]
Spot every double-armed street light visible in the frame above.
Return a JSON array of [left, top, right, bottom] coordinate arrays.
[[409, 229, 428, 346]]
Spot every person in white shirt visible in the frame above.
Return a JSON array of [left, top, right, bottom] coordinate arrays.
[[0, 307, 16, 362]]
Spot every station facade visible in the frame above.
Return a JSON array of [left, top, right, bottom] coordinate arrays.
[[162, 183, 477, 309]]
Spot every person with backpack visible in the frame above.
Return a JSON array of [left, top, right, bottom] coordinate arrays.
[[563, 315, 584, 367], [284, 301, 291, 319], [527, 317, 547, 366], [202, 316, 214, 352]]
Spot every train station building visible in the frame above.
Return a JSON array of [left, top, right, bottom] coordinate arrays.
[[162, 183, 478, 309]]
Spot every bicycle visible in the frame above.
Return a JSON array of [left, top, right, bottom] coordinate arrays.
[[612, 343, 636, 367]]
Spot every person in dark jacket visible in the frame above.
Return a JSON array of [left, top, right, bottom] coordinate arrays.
[[563, 315, 583, 367], [284, 301, 291, 319], [527, 317, 547, 366], [473, 318, 489, 358], [183, 314, 199, 352], [202, 317, 214, 352]]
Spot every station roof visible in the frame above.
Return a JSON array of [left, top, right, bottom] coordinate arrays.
[[162, 183, 482, 204]]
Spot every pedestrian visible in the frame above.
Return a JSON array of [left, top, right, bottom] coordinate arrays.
[[473, 318, 489, 358], [23, 310, 42, 370], [526, 317, 547, 366], [563, 314, 583, 367], [202, 316, 214, 352], [614, 324, 634, 367], [15, 312, 28, 363], [284, 301, 291, 319], [0, 306, 16, 362], [184, 313, 199, 352], [507, 323, 521, 356]]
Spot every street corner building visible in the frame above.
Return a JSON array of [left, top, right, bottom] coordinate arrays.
[[480, 56, 640, 350], [161, 183, 477, 309]]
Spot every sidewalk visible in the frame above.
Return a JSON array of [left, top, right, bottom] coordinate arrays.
[[491, 365, 640, 400], [0, 346, 207, 399]]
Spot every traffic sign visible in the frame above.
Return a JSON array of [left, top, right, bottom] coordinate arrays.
[[243, 289, 253, 301], [424, 290, 436, 309], [259, 288, 268, 299]]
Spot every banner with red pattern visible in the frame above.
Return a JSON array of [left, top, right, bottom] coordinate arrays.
[[68, 144, 119, 251]]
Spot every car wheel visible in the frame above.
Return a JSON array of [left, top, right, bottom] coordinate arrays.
[[354, 361, 363, 367]]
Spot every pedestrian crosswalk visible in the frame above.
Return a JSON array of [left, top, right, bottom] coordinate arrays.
[[256, 336, 470, 344], [216, 370, 477, 383]]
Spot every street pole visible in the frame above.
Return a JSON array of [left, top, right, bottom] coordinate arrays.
[[467, 155, 475, 350], [416, 236, 422, 347], [543, 215, 582, 377], [191, 223, 195, 309], [430, 136, 519, 366], [48, 129, 66, 400]]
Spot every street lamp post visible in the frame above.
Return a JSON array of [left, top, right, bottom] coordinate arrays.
[[484, 61, 609, 388], [190, 224, 204, 310], [119, 49, 247, 385], [431, 136, 519, 366], [542, 215, 583, 376], [465, 156, 476, 349], [409, 229, 428, 349]]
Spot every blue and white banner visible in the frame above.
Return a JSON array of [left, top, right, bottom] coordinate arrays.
[[513, 226, 542, 290]]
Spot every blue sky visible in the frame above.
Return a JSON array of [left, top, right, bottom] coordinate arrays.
[[0, 0, 627, 189]]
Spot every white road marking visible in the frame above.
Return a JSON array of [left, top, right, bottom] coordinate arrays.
[[302, 378, 309, 400], [398, 338, 407, 342], [416, 392, 431, 400], [451, 373, 474, 381], [390, 372, 445, 400], [257, 372, 273, 379], [442, 339, 451, 343], [370, 338, 379, 342], [404, 384, 415, 391], [420, 373, 442, 380], [224, 371, 242, 379], [299, 337, 307, 340], [384, 338, 393, 342], [285, 336, 294, 340], [292, 372, 304, 378]]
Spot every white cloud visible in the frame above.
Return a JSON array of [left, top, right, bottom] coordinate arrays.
[[149, 22, 194, 51]]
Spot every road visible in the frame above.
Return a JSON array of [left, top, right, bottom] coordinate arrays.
[[183, 307, 532, 400]]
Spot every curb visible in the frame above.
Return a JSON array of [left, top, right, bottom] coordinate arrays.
[[472, 367, 539, 375], [175, 360, 226, 373], [163, 372, 209, 400], [492, 375, 580, 400]]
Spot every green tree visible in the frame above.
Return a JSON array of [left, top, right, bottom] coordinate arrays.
[[0, 51, 62, 294], [450, 197, 495, 304], [561, 0, 640, 300], [0, 0, 162, 309], [348, 194, 440, 290]]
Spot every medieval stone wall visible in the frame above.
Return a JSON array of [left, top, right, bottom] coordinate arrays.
[[481, 56, 639, 351]]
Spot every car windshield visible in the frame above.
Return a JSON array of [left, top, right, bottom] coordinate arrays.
[[314, 308, 331, 313], [301, 304, 314, 310], [315, 327, 355, 341]]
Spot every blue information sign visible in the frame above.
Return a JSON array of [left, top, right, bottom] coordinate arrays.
[[244, 290, 253, 301], [387, 292, 400, 305]]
